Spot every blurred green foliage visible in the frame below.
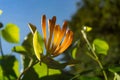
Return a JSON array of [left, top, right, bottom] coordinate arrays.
[[68, 0, 120, 56], [68, 0, 120, 79], [1, 23, 20, 43]]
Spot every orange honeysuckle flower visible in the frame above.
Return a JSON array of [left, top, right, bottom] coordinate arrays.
[[41, 15, 73, 57]]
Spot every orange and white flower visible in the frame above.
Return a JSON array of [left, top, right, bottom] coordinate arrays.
[[41, 15, 73, 56]]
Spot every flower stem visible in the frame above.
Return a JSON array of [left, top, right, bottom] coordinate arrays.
[[81, 30, 108, 80]]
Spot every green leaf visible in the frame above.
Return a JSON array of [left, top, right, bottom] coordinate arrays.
[[12, 46, 27, 55], [93, 39, 109, 55], [13, 57, 19, 77], [33, 62, 61, 78], [0, 66, 4, 80], [72, 47, 77, 59], [78, 76, 101, 80], [1, 23, 20, 43], [12, 33, 37, 58], [22, 33, 35, 56], [40, 74, 72, 80], [0, 55, 19, 80], [33, 30, 44, 61], [109, 67, 120, 80], [22, 67, 40, 80], [114, 73, 120, 80], [109, 67, 120, 73], [42, 57, 66, 69]]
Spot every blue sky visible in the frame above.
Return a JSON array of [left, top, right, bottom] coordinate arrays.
[[0, 0, 78, 57]]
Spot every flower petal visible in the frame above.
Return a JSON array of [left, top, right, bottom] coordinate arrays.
[[47, 16, 56, 50], [53, 30, 73, 56], [59, 31, 73, 53], [56, 21, 67, 46], [51, 21, 67, 53], [50, 25, 61, 53], [41, 15, 47, 47]]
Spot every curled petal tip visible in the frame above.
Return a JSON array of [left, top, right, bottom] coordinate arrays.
[[42, 15, 46, 18], [52, 16, 56, 22], [63, 21, 68, 25], [70, 30, 73, 36]]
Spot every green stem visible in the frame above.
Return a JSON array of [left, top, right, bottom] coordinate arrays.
[[86, 52, 96, 61], [81, 30, 108, 80], [17, 59, 39, 80], [0, 36, 4, 56], [96, 60, 108, 80], [70, 74, 80, 80], [47, 66, 49, 76]]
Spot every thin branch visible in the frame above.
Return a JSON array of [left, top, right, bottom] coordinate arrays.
[[70, 74, 80, 80], [85, 52, 96, 61], [0, 37, 4, 56], [81, 30, 108, 80], [17, 60, 39, 80]]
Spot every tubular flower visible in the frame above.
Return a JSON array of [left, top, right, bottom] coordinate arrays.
[[41, 15, 73, 56]]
